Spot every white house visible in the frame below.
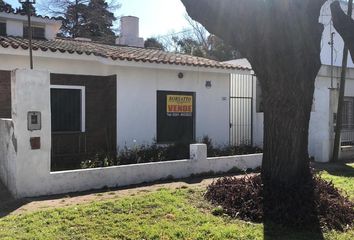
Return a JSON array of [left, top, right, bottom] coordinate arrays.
[[0, 10, 251, 170]]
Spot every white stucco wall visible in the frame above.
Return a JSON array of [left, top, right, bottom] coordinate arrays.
[[10, 69, 52, 197], [116, 67, 230, 147], [45, 153, 262, 197], [45, 24, 62, 40], [253, 65, 354, 162], [0, 51, 237, 148], [6, 20, 23, 37]]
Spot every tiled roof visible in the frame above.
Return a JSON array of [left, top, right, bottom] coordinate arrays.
[[0, 36, 247, 70], [0, 9, 62, 21]]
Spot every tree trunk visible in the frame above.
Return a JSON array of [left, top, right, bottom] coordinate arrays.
[[261, 69, 316, 185], [180, 0, 325, 186]]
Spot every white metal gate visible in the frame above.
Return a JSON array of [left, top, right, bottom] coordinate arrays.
[[230, 74, 254, 146]]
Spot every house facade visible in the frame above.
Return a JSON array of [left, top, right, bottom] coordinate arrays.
[[0, 11, 249, 169]]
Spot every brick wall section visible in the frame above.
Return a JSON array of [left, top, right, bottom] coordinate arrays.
[[50, 73, 117, 170], [0, 70, 11, 118]]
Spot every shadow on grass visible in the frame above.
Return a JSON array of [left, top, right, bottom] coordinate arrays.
[[263, 223, 324, 240], [263, 179, 324, 240], [313, 161, 354, 178], [0, 181, 28, 218]]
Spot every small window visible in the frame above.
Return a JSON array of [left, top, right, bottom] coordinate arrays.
[[51, 86, 85, 132], [23, 25, 45, 39], [0, 22, 6, 36]]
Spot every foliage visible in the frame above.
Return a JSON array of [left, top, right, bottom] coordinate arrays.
[[0, 0, 13, 12], [84, 0, 117, 43], [202, 136, 262, 157], [39, 0, 119, 42], [205, 172, 354, 231], [0, 166, 353, 239], [16, 3, 37, 15], [79, 137, 262, 169], [80, 152, 115, 169], [156, 15, 241, 61], [144, 37, 165, 50]]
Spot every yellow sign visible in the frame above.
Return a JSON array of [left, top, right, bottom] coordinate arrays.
[[166, 95, 193, 116]]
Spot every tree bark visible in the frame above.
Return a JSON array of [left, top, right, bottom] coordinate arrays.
[[331, 1, 354, 62], [181, 0, 325, 185]]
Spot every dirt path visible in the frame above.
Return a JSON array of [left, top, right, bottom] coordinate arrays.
[[0, 174, 252, 217]]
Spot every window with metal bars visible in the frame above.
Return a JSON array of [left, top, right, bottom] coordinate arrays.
[[342, 97, 354, 130], [51, 88, 83, 132], [0, 22, 6, 36], [23, 25, 45, 39]]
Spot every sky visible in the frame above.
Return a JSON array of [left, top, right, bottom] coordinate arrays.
[[6, 0, 190, 38]]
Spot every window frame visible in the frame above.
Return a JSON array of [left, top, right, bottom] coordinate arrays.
[[50, 85, 86, 133], [342, 97, 354, 130], [0, 21, 6, 36], [23, 24, 45, 39]]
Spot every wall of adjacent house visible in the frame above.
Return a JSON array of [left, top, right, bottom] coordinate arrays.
[[0, 53, 232, 148], [253, 65, 354, 162], [320, 1, 354, 68]]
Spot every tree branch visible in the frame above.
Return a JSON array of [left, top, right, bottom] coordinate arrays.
[[331, 1, 354, 62]]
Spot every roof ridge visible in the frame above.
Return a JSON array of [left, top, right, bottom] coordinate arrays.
[[0, 9, 62, 21], [0, 35, 248, 70]]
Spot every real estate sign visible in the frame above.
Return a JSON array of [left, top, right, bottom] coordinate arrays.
[[166, 95, 193, 117]]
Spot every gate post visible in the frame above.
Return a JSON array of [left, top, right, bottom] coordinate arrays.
[[11, 69, 51, 198], [190, 144, 207, 161]]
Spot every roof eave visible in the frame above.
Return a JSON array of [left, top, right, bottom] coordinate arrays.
[[0, 46, 249, 74]]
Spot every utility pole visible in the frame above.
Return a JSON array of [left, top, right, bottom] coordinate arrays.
[[330, 31, 335, 88], [19, 0, 36, 70], [332, 0, 353, 162]]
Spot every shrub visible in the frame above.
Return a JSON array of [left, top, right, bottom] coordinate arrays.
[[80, 153, 116, 169], [205, 173, 354, 231], [80, 136, 263, 169]]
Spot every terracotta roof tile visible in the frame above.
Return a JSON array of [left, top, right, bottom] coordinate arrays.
[[0, 9, 62, 21], [0, 36, 248, 70]]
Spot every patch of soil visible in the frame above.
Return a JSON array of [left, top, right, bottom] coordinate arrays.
[[1, 174, 250, 216], [205, 174, 354, 231]]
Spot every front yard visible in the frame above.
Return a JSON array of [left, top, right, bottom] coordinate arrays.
[[0, 163, 353, 240]]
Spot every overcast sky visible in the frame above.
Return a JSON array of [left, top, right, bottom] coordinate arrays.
[[6, 0, 189, 38]]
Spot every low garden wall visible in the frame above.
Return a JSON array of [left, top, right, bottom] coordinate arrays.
[[45, 146, 262, 197]]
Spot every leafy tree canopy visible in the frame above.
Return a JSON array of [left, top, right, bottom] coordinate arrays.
[[0, 0, 13, 12], [40, 0, 119, 43], [144, 38, 165, 50]]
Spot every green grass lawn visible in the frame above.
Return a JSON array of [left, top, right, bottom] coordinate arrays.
[[0, 164, 353, 240]]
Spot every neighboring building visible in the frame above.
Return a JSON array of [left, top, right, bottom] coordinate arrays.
[[228, 56, 354, 163], [320, 1, 354, 68], [225, 2, 354, 163], [0, 10, 249, 169]]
